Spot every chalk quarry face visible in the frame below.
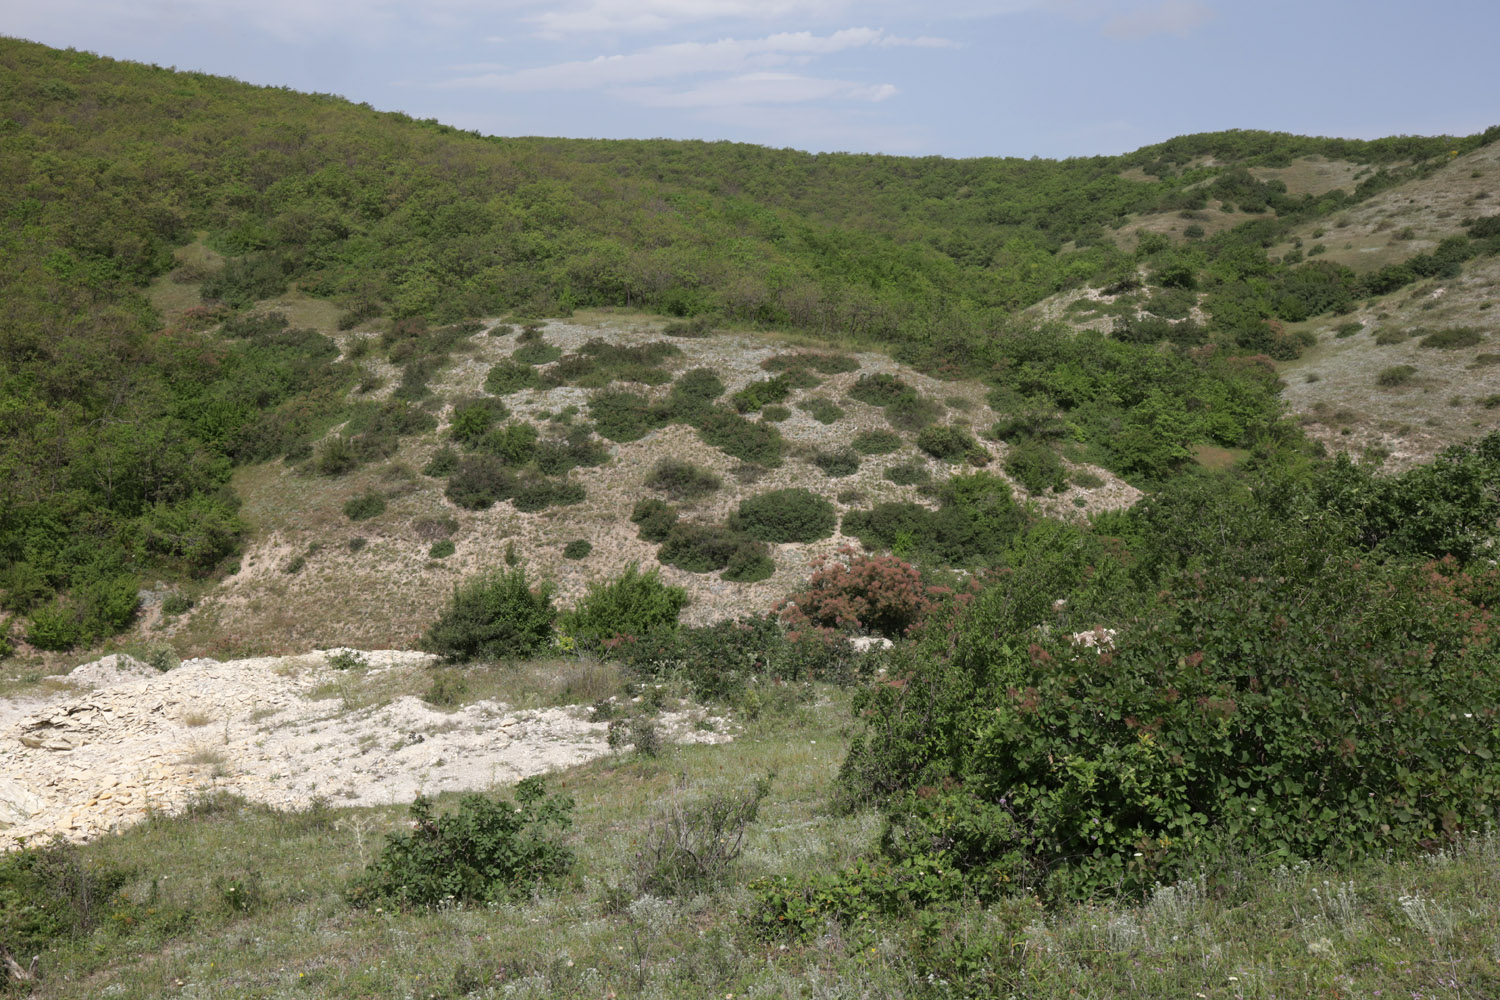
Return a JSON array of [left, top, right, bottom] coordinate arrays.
[[0, 650, 730, 848]]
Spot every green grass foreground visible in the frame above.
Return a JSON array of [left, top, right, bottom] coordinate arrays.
[[8, 683, 1499, 1000]]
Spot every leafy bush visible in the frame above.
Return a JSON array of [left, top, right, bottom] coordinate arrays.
[[852, 430, 903, 455], [763, 352, 859, 375], [1335, 321, 1364, 338], [759, 404, 791, 422], [658, 522, 747, 573], [1004, 440, 1068, 493], [445, 455, 516, 510], [631, 500, 679, 542], [631, 777, 771, 897], [343, 492, 386, 521], [347, 779, 573, 908], [421, 567, 555, 662], [423, 447, 460, 478], [512, 340, 562, 365], [662, 316, 714, 337], [696, 408, 784, 466], [564, 563, 687, 649], [485, 360, 540, 395], [721, 541, 776, 583], [0, 840, 130, 957], [562, 539, 592, 560], [449, 401, 506, 446], [798, 397, 844, 424], [429, 539, 455, 559], [844, 473, 1024, 566], [478, 421, 539, 466], [645, 458, 721, 501], [731, 375, 793, 413], [812, 448, 860, 478], [916, 424, 979, 462], [885, 391, 944, 432], [1419, 327, 1483, 349], [849, 373, 910, 406], [590, 389, 664, 443], [667, 367, 725, 408], [780, 548, 941, 639], [511, 478, 585, 512], [734, 488, 836, 543], [1377, 364, 1418, 387]]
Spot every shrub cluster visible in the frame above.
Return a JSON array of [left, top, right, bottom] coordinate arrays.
[[852, 430, 903, 455], [844, 473, 1024, 566], [812, 448, 860, 478], [733, 488, 836, 543], [1004, 440, 1068, 493], [915, 424, 979, 462], [797, 397, 844, 424], [645, 458, 722, 501], [421, 567, 555, 662], [730, 375, 793, 413], [563, 563, 687, 649], [779, 548, 943, 638]]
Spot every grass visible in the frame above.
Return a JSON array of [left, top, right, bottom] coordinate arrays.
[[14, 674, 1500, 1000]]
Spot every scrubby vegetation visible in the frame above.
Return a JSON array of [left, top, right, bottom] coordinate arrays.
[[421, 567, 556, 662]]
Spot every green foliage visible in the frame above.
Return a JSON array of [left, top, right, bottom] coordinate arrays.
[[485, 360, 541, 395], [849, 373, 911, 406], [695, 408, 785, 466], [852, 430, 903, 455], [883, 462, 929, 486], [731, 375, 793, 413], [1004, 440, 1068, 493], [343, 491, 386, 521], [797, 396, 844, 424], [428, 539, 455, 559], [445, 454, 515, 510], [884, 391, 944, 432], [915, 424, 979, 462], [644, 458, 721, 501], [632, 777, 771, 897], [843, 473, 1024, 566], [0, 840, 130, 956], [658, 522, 753, 573], [421, 567, 556, 662], [512, 340, 562, 365], [812, 448, 861, 478], [1377, 364, 1418, 386], [511, 477, 586, 512], [631, 499, 679, 543], [448, 400, 506, 445], [763, 352, 859, 376], [563, 563, 687, 648], [733, 488, 836, 543], [749, 855, 964, 942], [347, 779, 573, 908], [589, 389, 664, 443], [562, 539, 592, 560], [1419, 327, 1483, 349], [759, 404, 791, 422], [423, 446, 460, 477]]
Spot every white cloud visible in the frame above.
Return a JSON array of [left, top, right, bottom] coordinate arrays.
[[1101, 0, 1213, 39], [441, 27, 951, 93]]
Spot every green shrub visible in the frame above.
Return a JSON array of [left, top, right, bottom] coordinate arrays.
[[1335, 321, 1364, 338], [485, 360, 540, 394], [632, 499, 680, 542], [429, 539, 455, 559], [1419, 327, 1484, 349], [0, 840, 130, 956], [763, 352, 859, 375], [346, 779, 573, 908], [1374, 328, 1409, 345], [798, 397, 845, 424], [734, 488, 836, 543], [562, 539, 592, 560], [631, 777, 771, 897], [512, 340, 562, 365], [760, 404, 791, 422], [645, 459, 721, 501], [916, 425, 979, 462], [852, 430, 903, 455], [849, 373, 910, 406], [1377, 365, 1418, 387], [658, 522, 747, 573], [449, 400, 506, 446], [696, 408, 784, 466], [884, 462, 929, 486], [563, 563, 687, 648], [511, 478, 585, 512], [843, 473, 1024, 566], [590, 389, 663, 443], [423, 447, 460, 477], [668, 368, 725, 406], [421, 567, 555, 662], [885, 390, 944, 432], [721, 542, 776, 583], [445, 455, 515, 510], [662, 316, 715, 337], [161, 593, 193, 616], [731, 375, 793, 413], [343, 492, 386, 521], [812, 448, 860, 478], [1004, 440, 1068, 493]]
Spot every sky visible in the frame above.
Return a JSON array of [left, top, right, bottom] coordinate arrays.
[[3, 0, 1497, 159]]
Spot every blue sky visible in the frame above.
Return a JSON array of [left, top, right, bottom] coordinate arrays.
[[4, 0, 1496, 158]]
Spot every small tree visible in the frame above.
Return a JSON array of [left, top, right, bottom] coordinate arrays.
[[779, 547, 941, 639], [422, 567, 555, 662], [563, 563, 688, 649]]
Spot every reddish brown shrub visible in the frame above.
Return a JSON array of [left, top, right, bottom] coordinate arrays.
[[777, 547, 941, 639]]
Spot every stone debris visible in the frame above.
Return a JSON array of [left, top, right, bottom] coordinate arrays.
[[1, 649, 732, 848]]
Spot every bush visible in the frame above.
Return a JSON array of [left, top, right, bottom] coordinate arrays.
[[734, 488, 836, 543], [512, 340, 562, 365], [445, 455, 515, 510], [843, 473, 1024, 567], [631, 500, 679, 542], [631, 777, 771, 897], [721, 541, 776, 583], [885, 390, 944, 432], [421, 567, 555, 662], [658, 523, 746, 573], [798, 397, 844, 424], [1419, 327, 1484, 349], [763, 352, 859, 375], [347, 779, 573, 908], [731, 375, 793, 413], [562, 539, 592, 560], [1377, 364, 1418, 387], [564, 563, 687, 648], [645, 458, 721, 501], [1335, 321, 1364, 338], [449, 401, 506, 446], [884, 462, 929, 486], [916, 424, 979, 462], [780, 548, 940, 639], [760, 404, 791, 422], [849, 373, 910, 406], [812, 448, 860, 478], [485, 360, 540, 395], [1004, 440, 1068, 493], [429, 539, 455, 559], [478, 421, 539, 467], [423, 447, 460, 477], [0, 840, 129, 957], [852, 430, 903, 455], [343, 492, 386, 521], [511, 478, 585, 512], [696, 408, 784, 466], [590, 389, 663, 443]]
